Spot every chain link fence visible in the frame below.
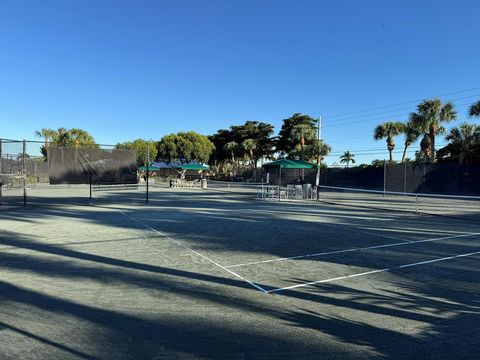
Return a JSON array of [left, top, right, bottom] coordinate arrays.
[[0, 139, 156, 206]]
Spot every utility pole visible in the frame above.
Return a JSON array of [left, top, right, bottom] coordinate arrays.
[[315, 116, 322, 202]]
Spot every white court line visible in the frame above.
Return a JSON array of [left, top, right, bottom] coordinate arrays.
[[225, 232, 480, 268], [354, 229, 412, 242], [119, 211, 268, 293], [267, 249, 480, 293]]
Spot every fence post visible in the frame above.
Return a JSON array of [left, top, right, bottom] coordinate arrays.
[[415, 193, 418, 215], [383, 160, 386, 197], [89, 173, 92, 205], [23, 140, 26, 205], [146, 147, 149, 204], [404, 161, 407, 194]]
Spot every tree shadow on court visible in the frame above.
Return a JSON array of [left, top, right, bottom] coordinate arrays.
[[1, 279, 359, 359], [0, 231, 359, 358], [276, 277, 480, 359], [2, 191, 480, 358]]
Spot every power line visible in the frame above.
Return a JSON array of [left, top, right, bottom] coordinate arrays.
[[323, 87, 480, 119], [325, 94, 480, 123], [323, 101, 474, 129]]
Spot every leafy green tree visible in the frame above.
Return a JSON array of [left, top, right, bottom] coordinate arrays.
[[340, 151, 355, 168], [208, 129, 234, 171], [470, 101, 480, 117], [116, 139, 158, 166], [410, 99, 457, 162], [290, 123, 316, 160], [230, 121, 275, 165], [374, 122, 405, 161], [437, 123, 480, 164], [157, 132, 214, 164], [301, 139, 331, 162], [276, 113, 317, 158], [209, 121, 274, 177]]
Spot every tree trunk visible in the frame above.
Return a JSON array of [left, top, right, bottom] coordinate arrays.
[[387, 141, 394, 162], [459, 148, 465, 164], [401, 144, 408, 163], [429, 125, 436, 162], [420, 135, 431, 160]]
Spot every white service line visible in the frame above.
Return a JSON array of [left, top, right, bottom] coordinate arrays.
[[225, 232, 480, 268], [119, 212, 268, 293], [267, 249, 480, 293]]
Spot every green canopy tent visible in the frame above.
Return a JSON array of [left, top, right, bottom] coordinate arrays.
[[138, 165, 161, 171], [262, 159, 317, 186], [178, 163, 209, 171]]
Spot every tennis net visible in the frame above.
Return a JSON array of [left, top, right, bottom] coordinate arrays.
[[318, 185, 480, 219], [207, 180, 267, 195]]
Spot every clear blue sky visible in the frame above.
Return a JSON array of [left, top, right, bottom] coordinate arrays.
[[1, 0, 479, 164]]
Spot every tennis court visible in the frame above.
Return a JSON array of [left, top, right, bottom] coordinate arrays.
[[1, 186, 479, 359]]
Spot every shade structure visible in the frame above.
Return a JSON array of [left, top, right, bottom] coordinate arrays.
[[178, 163, 209, 171], [262, 159, 317, 169], [151, 161, 209, 171], [138, 165, 161, 171], [263, 159, 318, 190]]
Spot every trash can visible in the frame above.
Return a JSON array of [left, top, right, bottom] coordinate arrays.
[[201, 179, 208, 189], [302, 183, 312, 199]]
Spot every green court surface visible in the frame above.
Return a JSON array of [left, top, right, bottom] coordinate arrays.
[[1, 187, 479, 359]]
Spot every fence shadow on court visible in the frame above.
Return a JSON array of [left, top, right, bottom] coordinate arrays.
[[1, 191, 479, 358]]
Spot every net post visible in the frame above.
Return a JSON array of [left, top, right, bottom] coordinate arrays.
[[315, 116, 321, 202], [415, 193, 418, 214], [89, 172, 92, 205], [23, 140, 26, 205], [383, 160, 386, 197], [146, 147, 149, 204], [278, 167, 282, 201]]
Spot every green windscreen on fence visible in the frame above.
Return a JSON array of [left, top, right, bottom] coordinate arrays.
[[47, 147, 137, 184]]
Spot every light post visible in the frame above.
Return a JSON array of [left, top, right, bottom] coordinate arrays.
[[315, 116, 322, 202]]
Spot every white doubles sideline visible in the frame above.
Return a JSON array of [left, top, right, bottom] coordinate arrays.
[[225, 232, 480, 268], [120, 210, 480, 295], [267, 249, 480, 293], [120, 211, 268, 294]]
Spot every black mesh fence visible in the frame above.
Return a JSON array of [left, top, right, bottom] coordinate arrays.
[[232, 161, 480, 196], [320, 162, 480, 196], [47, 146, 137, 185]]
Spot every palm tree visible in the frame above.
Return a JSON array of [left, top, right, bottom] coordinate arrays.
[[445, 123, 480, 164], [291, 124, 315, 160], [374, 121, 405, 161], [34, 128, 57, 148], [340, 151, 355, 168], [401, 121, 421, 163], [223, 141, 239, 177], [470, 101, 480, 117], [410, 99, 457, 162], [68, 128, 97, 147], [242, 139, 257, 165], [241, 138, 258, 178]]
